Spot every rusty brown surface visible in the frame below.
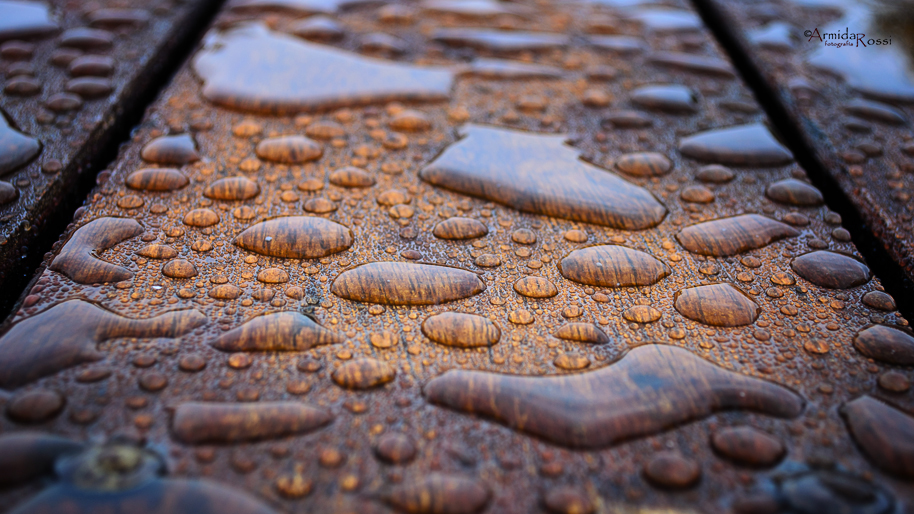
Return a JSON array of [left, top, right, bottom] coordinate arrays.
[[698, 0, 914, 302], [0, 0, 913, 513], [0, 0, 221, 314]]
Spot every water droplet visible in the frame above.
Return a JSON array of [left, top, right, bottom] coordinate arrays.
[[674, 283, 760, 327], [844, 98, 907, 125], [422, 125, 666, 229], [172, 401, 333, 443], [384, 473, 491, 514], [614, 152, 672, 177], [421, 312, 500, 348], [622, 305, 662, 323], [425, 344, 802, 448], [590, 35, 647, 54], [842, 396, 914, 478], [422, 0, 526, 17], [853, 325, 914, 365], [162, 259, 198, 278], [332, 262, 484, 305], [747, 21, 794, 51], [204, 176, 260, 201], [432, 28, 568, 53], [643, 452, 701, 489], [695, 164, 734, 183], [554, 351, 591, 370], [212, 311, 343, 352], [135, 244, 176, 259], [183, 208, 219, 227], [553, 323, 609, 344], [711, 426, 785, 467], [290, 15, 344, 42], [863, 291, 896, 311], [0, 1, 58, 40], [374, 433, 416, 465], [464, 58, 563, 80], [329, 166, 375, 187], [193, 24, 453, 114], [765, 179, 823, 206], [513, 276, 558, 298], [676, 214, 799, 257], [208, 284, 241, 300], [140, 134, 200, 165], [559, 245, 669, 287], [631, 84, 698, 113], [256, 135, 322, 163], [648, 51, 736, 78], [125, 168, 189, 191], [680, 185, 714, 203], [332, 358, 395, 389], [433, 217, 487, 240], [234, 216, 352, 258], [791, 251, 871, 289], [0, 432, 82, 485], [0, 110, 41, 175], [679, 123, 793, 166], [7, 388, 65, 423], [50, 217, 142, 284], [0, 300, 204, 388]]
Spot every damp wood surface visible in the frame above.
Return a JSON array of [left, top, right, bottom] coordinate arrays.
[[0, 0, 222, 315], [0, 0, 913, 513], [697, 0, 914, 303]]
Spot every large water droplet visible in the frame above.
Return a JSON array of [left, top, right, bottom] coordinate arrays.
[[432, 28, 568, 53], [0, 0, 58, 41], [842, 396, 914, 478], [679, 123, 793, 166], [50, 217, 142, 284], [140, 134, 200, 165], [384, 473, 491, 514], [125, 168, 189, 191], [172, 401, 333, 443], [791, 251, 871, 289], [425, 344, 802, 448], [0, 110, 41, 175], [213, 311, 343, 352], [332, 262, 484, 305], [676, 214, 799, 257], [433, 217, 487, 240], [674, 283, 760, 327], [422, 312, 500, 348], [0, 300, 204, 388], [332, 358, 396, 389], [204, 176, 260, 201], [234, 216, 352, 258], [192, 24, 453, 114], [630, 84, 698, 113], [420, 125, 667, 230], [559, 245, 669, 287], [255, 135, 322, 163], [853, 325, 914, 365]]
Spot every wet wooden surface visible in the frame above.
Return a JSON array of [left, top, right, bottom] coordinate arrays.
[[0, 0, 222, 315], [0, 0, 913, 513], [697, 0, 914, 303]]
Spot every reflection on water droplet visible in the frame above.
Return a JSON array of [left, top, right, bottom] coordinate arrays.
[[204, 176, 260, 201], [513, 276, 558, 298], [193, 24, 453, 114], [765, 179, 823, 206], [255, 135, 322, 163], [425, 344, 802, 448], [674, 283, 760, 327], [125, 168, 189, 191], [421, 125, 666, 229], [554, 323, 609, 344], [630, 84, 698, 113], [614, 152, 672, 177], [432, 28, 568, 53]]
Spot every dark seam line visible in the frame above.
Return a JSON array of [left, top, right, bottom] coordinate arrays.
[[690, 0, 914, 322]]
